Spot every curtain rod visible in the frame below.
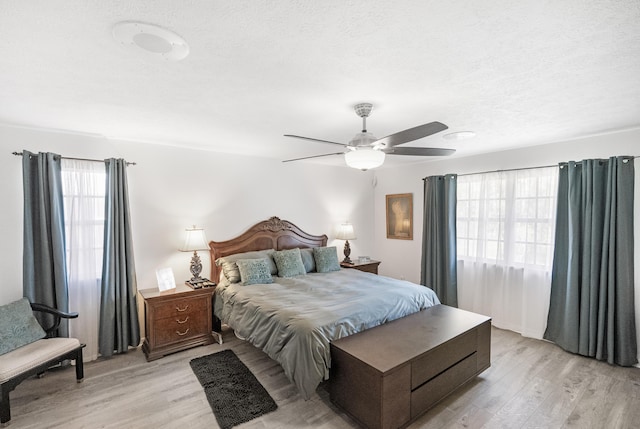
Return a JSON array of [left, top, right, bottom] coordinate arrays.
[[422, 155, 639, 180], [12, 151, 136, 166]]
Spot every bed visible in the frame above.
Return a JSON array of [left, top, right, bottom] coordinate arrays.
[[209, 217, 440, 399]]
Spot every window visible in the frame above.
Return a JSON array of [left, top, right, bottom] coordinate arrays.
[[457, 167, 558, 268], [61, 162, 106, 274]]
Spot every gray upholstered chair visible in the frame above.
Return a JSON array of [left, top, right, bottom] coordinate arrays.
[[0, 298, 85, 424]]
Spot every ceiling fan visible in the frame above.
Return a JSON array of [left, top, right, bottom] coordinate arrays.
[[283, 103, 455, 171]]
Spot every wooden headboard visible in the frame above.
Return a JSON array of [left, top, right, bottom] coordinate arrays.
[[209, 216, 328, 281]]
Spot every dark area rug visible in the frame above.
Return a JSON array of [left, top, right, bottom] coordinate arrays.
[[190, 349, 278, 429]]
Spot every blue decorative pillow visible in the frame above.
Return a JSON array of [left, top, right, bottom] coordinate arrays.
[[300, 248, 316, 273], [0, 297, 47, 356], [273, 248, 306, 278], [216, 249, 277, 283], [313, 246, 340, 273], [235, 258, 274, 286]]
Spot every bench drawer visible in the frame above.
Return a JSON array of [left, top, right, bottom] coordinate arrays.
[[411, 328, 477, 389], [411, 352, 478, 418]]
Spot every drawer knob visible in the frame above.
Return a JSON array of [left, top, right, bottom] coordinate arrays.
[[176, 304, 189, 312], [176, 328, 190, 336], [176, 316, 189, 324]]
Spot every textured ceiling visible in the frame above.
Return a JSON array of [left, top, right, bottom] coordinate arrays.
[[1, 1, 639, 168]]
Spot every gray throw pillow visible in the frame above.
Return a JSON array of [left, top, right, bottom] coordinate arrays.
[[273, 248, 306, 278], [313, 246, 341, 273], [0, 297, 47, 356], [300, 248, 316, 273], [235, 258, 274, 286]]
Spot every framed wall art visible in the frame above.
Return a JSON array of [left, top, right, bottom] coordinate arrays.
[[386, 193, 413, 240]]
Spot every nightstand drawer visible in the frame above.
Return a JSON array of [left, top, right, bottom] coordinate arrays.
[[153, 295, 208, 319], [155, 310, 210, 346]]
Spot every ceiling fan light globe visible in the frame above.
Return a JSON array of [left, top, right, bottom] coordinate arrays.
[[345, 148, 385, 171]]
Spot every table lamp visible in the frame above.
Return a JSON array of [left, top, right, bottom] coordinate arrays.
[[179, 226, 210, 288], [336, 222, 356, 264]]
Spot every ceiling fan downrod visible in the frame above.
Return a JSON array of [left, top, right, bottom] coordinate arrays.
[[354, 103, 373, 132]]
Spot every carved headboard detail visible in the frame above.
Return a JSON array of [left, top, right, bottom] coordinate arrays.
[[209, 216, 328, 281]]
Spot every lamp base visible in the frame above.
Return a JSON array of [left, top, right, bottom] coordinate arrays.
[[186, 250, 215, 288], [185, 277, 216, 289], [342, 240, 353, 264]]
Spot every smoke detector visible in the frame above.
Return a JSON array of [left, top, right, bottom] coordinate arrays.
[[443, 131, 476, 141]]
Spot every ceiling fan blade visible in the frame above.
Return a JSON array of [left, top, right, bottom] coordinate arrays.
[[284, 134, 347, 147], [282, 152, 346, 163], [383, 147, 456, 156], [374, 121, 448, 148]]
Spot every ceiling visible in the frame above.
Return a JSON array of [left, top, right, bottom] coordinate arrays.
[[1, 1, 639, 169]]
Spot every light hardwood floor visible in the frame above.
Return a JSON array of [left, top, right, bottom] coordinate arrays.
[[8, 326, 640, 429]]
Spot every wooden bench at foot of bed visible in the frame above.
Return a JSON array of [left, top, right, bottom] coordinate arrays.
[[330, 304, 491, 429]]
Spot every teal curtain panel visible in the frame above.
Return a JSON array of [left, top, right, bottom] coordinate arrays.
[[421, 174, 458, 307], [544, 157, 637, 366], [21, 151, 69, 337], [99, 158, 140, 357]]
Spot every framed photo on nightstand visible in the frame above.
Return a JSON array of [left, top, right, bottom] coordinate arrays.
[[156, 267, 176, 291]]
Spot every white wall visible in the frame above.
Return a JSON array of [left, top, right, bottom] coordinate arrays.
[[0, 124, 375, 305]]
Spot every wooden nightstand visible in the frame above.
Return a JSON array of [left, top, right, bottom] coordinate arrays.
[[139, 285, 220, 361], [340, 260, 381, 274]]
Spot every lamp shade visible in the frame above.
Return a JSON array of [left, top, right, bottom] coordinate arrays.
[[344, 148, 385, 171], [179, 226, 209, 252], [336, 223, 356, 240]]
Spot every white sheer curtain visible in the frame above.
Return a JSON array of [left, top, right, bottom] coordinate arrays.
[[61, 159, 106, 361], [456, 167, 558, 339]]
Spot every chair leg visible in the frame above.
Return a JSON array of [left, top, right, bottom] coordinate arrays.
[[1, 386, 10, 424], [75, 348, 84, 382]]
